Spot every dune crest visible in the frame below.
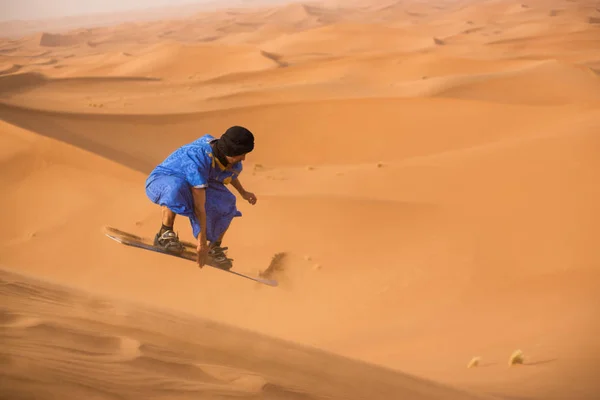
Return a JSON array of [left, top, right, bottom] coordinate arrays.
[[432, 59, 600, 104], [103, 41, 280, 80]]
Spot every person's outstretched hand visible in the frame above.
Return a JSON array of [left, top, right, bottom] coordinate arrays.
[[242, 191, 257, 205]]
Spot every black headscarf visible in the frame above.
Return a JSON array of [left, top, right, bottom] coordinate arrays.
[[212, 126, 254, 166]]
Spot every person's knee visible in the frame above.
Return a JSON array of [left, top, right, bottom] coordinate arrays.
[[145, 178, 161, 204], [146, 175, 192, 211]]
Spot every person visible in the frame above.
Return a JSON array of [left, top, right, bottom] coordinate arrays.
[[144, 126, 257, 270]]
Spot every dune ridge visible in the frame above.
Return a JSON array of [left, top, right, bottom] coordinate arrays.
[[2, 0, 600, 399]]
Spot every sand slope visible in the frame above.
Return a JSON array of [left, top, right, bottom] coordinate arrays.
[[1, 268, 493, 400], [2, 0, 600, 399]]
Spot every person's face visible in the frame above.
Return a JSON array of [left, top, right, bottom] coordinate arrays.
[[227, 153, 247, 164]]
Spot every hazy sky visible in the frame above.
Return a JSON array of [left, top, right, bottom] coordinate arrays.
[[1, 0, 216, 21]]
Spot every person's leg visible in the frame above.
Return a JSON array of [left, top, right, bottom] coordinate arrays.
[[160, 205, 177, 235], [204, 183, 242, 269], [153, 205, 183, 252], [211, 226, 229, 247], [145, 174, 195, 253]]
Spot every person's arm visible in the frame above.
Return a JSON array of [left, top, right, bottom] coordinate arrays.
[[231, 176, 247, 196], [191, 187, 209, 267], [232, 177, 257, 205]]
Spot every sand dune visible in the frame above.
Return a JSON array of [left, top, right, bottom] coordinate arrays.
[[57, 41, 281, 80], [2, 97, 586, 169], [260, 3, 328, 28], [2, 0, 600, 399], [2, 268, 495, 400], [261, 22, 435, 61], [432, 59, 600, 104], [0, 119, 141, 247]]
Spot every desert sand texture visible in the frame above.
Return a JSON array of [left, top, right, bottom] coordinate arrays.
[[1, 0, 600, 399]]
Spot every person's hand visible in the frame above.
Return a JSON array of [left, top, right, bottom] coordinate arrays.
[[242, 191, 257, 205], [196, 239, 209, 268]]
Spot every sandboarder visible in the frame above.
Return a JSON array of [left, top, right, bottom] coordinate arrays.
[[144, 126, 257, 270]]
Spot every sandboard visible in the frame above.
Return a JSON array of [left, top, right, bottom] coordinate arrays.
[[104, 226, 278, 287]]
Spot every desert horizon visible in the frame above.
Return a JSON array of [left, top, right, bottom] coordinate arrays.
[[1, 0, 600, 399]]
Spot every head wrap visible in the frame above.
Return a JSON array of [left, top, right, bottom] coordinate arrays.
[[216, 126, 254, 157]]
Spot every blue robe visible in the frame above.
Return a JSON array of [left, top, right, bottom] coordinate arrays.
[[145, 134, 243, 241]]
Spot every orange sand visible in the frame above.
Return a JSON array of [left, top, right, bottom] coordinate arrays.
[[1, 0, 600, 399]]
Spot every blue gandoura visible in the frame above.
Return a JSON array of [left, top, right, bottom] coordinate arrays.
[[145, 126, 257, 270]]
